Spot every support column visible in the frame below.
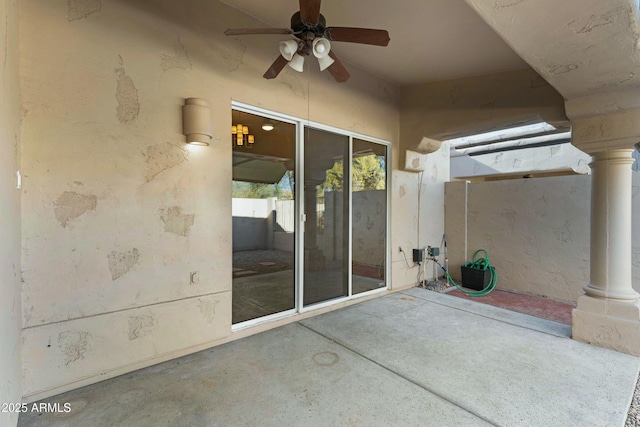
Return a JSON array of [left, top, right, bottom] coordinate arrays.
[[572, 119, 640, 355], [584, 150, 637, 300]]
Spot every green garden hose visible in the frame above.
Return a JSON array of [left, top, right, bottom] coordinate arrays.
[[434, 249, 498, 297]]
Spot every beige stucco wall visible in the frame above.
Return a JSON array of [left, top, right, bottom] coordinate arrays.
[[351, 190, 386, 268], [447, 166, 640, 304], [392, 144, 450, 286], [451, 143, 592, 179], [399, 68, 568, 160], [19, 0, 405, 400], [633, 151, 640, 288], [0, 0, 22, 425]]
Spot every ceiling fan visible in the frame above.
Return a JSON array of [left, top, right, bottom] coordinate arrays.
[[224, 0, 390, 82]]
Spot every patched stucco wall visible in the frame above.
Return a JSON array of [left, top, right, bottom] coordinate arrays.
[[351, 190, 386, 268], [446, 176, 590, 303], [633, 150, 640, 288], [19, 0, 401, 400], [451, 143, 592, 179], [392, 144, 450, 286], [463, 0, 640, 120], [0, 0, 22, 424], [399, 68, 568, 160], [447, 165, 640, 303]]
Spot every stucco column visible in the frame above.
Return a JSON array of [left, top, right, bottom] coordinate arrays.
[[571, 112, 640, 356], [585, 150, 637, 300]]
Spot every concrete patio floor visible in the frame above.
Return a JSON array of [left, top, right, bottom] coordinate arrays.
[[19, 288, 640, 427]]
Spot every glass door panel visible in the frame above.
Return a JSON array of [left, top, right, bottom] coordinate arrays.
[[303, 128, 349, 306], [352, 139, 387, 294], [231, 110, 296, 324]]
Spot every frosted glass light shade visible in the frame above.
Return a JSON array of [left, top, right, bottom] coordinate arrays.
[[288, 53, 305, 72], [317, 55, 335, 71], [312, 38, 331, 58], [279, 40, 299, 61]]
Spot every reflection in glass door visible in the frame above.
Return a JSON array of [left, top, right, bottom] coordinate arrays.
[[231, 103, 390, 323], [303, 128, 350, 306], [231, 109, 296, 324], [352, 139, 387, 294]]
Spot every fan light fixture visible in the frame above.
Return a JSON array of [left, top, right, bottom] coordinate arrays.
[[312, 37, 334, 70], [317, 55, 335, 71], [279, 40, 299, 61], [224, 1, 390, 82], [288, 53, 305, 72], [312, 38, 330, 58]]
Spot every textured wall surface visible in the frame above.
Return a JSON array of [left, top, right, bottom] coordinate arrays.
[[466, 176, 591, 303], [448, 176, 591, 303], [447, 169, 640, 303], [351, 190, 386, 267], [392, 144, 450, 286], [0, 0, 22, 425], [19, 0, 399, 400], [444, 181, 468, 282], [399, 68, 568, 158], [451, 143, 591, 179], [633, 150, 640, 288], [464, 0, 640, 118]]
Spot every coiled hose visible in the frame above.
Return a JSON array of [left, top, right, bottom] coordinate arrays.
[[434, 249, 497, 297]]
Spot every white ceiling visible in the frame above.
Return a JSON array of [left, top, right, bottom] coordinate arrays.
[[220, 0, 529, 86]]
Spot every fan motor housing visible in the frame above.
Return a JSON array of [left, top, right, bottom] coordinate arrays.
[[291, 11, 326, 36]]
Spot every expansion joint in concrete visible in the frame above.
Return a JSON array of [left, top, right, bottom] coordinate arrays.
[[296, 322, 499, 426]]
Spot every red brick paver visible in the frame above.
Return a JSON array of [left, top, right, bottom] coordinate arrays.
[[447, 289, 574, 325]]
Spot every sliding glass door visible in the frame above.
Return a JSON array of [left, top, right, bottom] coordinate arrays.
[[302, 128, 350, 306], [351, 139, 387, 294], [231, 110, 296, 325], [301, 130, 388, 307], [231, 102, 389, 325]]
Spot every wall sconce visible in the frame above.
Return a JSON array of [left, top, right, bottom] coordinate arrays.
[[182, 98, 212, 146]]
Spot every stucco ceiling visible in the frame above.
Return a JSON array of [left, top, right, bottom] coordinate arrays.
[[220, 0, 529, 86]]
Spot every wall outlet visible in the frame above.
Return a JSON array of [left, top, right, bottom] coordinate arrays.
[[190, 271, 199, 285]]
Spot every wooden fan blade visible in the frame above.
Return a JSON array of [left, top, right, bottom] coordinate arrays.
[[326, 51, 350, 83], [263, 55, 290, 80], [299, 0, 321, 25], [225, 28, 292, 36], [326, 27, 390, 46]]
